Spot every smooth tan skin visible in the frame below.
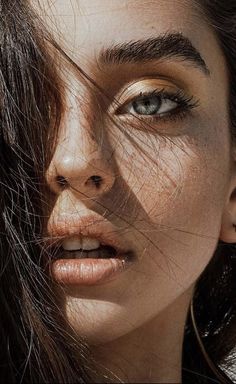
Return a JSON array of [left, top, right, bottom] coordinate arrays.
[[31, 0, 236, 382]]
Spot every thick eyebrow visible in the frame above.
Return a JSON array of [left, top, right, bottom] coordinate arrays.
[[99, 32, 210, 75]]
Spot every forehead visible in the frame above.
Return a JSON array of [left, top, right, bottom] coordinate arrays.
[[31, 0, 227, 99], [38, 0, 196, 35], [32, 0, 211, 59]]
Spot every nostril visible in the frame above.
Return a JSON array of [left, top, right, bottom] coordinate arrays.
[[55, 175, 104, 191], [56, 176, 68, 188], [86, 175, 103, 189]]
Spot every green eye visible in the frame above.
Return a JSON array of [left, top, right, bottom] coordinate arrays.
[[128, 94, 178, 116], [132, 95, 162, 115]]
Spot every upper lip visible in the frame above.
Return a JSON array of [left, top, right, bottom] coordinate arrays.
[[46, 213, 133, 256]]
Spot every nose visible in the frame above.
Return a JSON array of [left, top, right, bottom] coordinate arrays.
[[46, 94, 116, 198]]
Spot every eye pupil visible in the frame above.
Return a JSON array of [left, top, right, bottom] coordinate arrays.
[[133, 95, 161, 115]]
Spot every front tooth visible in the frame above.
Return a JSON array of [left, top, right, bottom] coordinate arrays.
[[82, 237, 100, 251], [62, 237, 83, 251]]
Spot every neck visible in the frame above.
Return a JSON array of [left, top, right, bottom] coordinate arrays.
[[91, 287, 193, 383]]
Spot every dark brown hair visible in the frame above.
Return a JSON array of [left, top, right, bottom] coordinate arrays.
[[0, 1, 235, 383]]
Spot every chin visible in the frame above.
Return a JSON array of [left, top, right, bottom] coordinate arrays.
[[65, 296, 135, 345]]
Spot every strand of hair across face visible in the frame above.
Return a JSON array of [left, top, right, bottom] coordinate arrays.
[[190, 298, 232, 384]]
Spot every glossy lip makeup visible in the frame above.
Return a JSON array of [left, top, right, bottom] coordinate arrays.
[[47, 214, 136, 286]]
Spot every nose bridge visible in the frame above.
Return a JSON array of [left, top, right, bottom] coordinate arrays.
[[46, 85, 116, 197]]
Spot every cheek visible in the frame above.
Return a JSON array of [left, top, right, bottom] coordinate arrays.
[[99, 130, 227, 293], [111, 128, 230, 313], [113, 125, 231, 289], [114, 125, 230, 222]]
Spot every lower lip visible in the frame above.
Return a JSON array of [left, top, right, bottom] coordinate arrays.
[[51, 255, 132, 286]]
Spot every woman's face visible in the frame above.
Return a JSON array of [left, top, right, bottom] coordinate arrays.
[[35, 0, 233, 344]]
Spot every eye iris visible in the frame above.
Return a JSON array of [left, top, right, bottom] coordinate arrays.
[[132, 95, 161, 115]]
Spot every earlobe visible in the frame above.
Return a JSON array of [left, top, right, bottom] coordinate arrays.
[[220, 186, 236, 243]]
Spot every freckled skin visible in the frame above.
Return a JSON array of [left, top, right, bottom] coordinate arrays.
[[31, 0, 236, 382]]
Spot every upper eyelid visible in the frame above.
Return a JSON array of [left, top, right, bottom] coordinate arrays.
[[112, 79, 186, 106], [126, 89, 178, 102], [105, 73, 193, 103]]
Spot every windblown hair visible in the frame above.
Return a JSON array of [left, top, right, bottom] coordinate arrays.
[[0, 1, 89, 382], [0, 0, 235, 383]]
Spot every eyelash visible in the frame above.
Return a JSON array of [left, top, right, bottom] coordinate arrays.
[[115, 88, 199, 125]]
